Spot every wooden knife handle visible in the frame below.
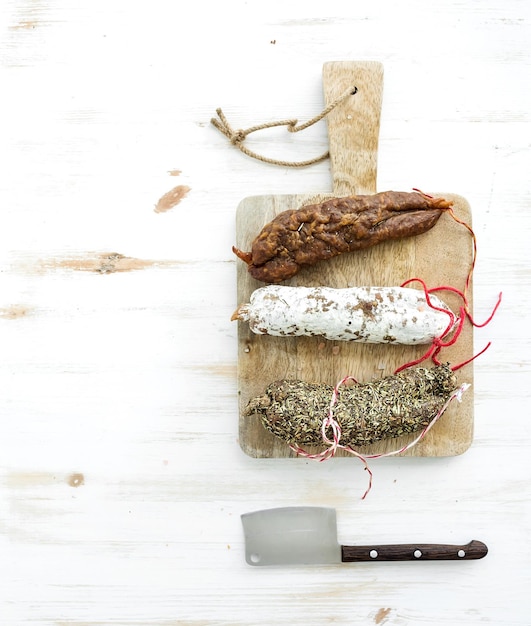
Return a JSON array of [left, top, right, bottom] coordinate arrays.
[[341, 540, 488, 562]]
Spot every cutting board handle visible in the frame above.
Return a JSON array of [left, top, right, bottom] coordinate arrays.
[[323, 61, 384, 196]]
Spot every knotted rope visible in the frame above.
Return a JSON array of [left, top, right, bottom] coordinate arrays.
[[211, 85, 358, 167]]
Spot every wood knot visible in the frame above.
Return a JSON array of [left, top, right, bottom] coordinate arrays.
[[67, 473, 85, 488]]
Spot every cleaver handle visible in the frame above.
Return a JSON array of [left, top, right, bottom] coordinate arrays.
[[341, 540, 488, 562]]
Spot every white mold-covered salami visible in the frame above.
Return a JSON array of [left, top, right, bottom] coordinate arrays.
[[231, 285, 456, 344]]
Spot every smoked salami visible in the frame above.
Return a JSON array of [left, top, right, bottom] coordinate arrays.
[[233, 190, 452, 283]]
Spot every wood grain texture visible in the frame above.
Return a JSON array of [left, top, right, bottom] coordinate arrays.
[[0, 2, 529, 625], [323, 61, 383, 196], [235, 62, 474, 458]]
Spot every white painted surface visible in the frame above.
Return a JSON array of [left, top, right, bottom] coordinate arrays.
[[0, 1, 529, 624]]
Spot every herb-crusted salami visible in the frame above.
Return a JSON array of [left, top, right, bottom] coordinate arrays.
[[244, 364, 458, 448], [232, 285, 456, 344], [233, 190, 452, 283]]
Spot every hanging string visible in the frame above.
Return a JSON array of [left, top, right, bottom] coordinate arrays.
[[392, 194, 502, 373], [394, 276, 501, 373], [412, 188, 502, 323], [210, 85, 358, 167]]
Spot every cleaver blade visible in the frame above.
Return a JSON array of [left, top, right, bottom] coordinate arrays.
[[241, 506, 488, 566]]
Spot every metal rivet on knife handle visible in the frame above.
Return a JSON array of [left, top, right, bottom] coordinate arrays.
[[340, 540, 488, 562]]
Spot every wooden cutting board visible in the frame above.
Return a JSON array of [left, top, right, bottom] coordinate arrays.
[[234, 61, 474, 458]]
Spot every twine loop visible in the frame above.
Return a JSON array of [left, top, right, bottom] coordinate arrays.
[[211, 85, 358, 167]]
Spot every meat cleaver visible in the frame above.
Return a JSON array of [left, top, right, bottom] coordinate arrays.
[[241, 507, 488, 566]]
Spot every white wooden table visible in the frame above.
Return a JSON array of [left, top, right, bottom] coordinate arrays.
[[1, 1, 529, 624]]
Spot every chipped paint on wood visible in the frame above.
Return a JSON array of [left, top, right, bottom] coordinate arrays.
[[374, 608, 392, 624], [154, 184, 191, 213], [10, 19, 39, 30], [5, 472, 58, 488], [192, 363, 238, 379], [37, 252, 176, 274], [8, 0, 50, 31], [0, 304, 31, 319], [5, 472, 85, 489]]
